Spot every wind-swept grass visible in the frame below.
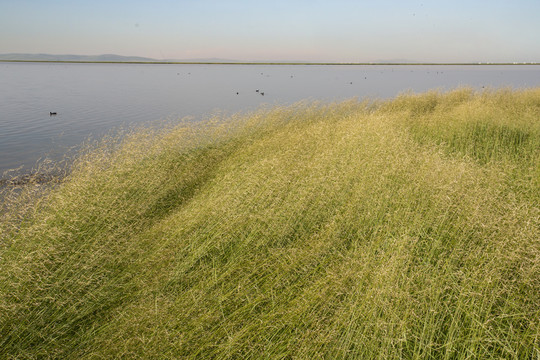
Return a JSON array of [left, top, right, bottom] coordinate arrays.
[[1, 88, 539, 359]]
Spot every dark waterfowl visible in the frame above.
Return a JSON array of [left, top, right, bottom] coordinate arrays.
[[50, 112, 57, 116]]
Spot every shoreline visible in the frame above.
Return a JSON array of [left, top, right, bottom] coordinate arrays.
[[2, 59, 539, 66]]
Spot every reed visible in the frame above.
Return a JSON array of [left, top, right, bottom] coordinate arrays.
[[1, 88, 538, 359]]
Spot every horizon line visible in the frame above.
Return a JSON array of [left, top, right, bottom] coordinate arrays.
[[2, 59, 539, 66]]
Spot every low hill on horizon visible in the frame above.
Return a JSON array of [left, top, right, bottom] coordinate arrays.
[[0, 53, 420, 64], [0, 53, 159, 62]]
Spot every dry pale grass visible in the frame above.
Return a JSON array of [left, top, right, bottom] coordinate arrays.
[[1, 88, 538, 359]]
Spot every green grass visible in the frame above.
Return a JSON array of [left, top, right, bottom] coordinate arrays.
[[1, 88, 539, 359]]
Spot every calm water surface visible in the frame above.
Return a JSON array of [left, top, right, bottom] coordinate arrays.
[[1, 62, 539, 175]]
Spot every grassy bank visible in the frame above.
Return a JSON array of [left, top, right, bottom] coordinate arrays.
[[1, 88, 539, 359]]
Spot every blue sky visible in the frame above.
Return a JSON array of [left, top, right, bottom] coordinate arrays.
[[1, 0, 539, 62]]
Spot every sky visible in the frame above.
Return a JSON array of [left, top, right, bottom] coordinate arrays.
[[1, 0, 539, 63]]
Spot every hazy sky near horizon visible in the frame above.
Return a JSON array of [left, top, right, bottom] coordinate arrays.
[[2, 0, 539, 62]]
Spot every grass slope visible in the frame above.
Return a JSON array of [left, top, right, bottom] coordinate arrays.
[[1, 88, 539, 359]]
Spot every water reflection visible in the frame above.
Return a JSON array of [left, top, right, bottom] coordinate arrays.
[[1, 63, 539, 174]]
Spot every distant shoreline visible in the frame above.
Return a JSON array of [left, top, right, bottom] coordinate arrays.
[[1, 59, 539, 66]]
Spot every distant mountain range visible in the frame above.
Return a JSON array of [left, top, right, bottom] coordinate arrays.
[[0, 53, 253, 63], [4, 53, 529, 64], [0, 53, 421, 64], [0, 53, 161, 62]]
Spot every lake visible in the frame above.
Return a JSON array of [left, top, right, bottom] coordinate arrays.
[[1, 62, 539, 176]]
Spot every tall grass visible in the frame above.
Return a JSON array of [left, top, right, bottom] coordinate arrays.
[[1, 88, 539, 359]]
